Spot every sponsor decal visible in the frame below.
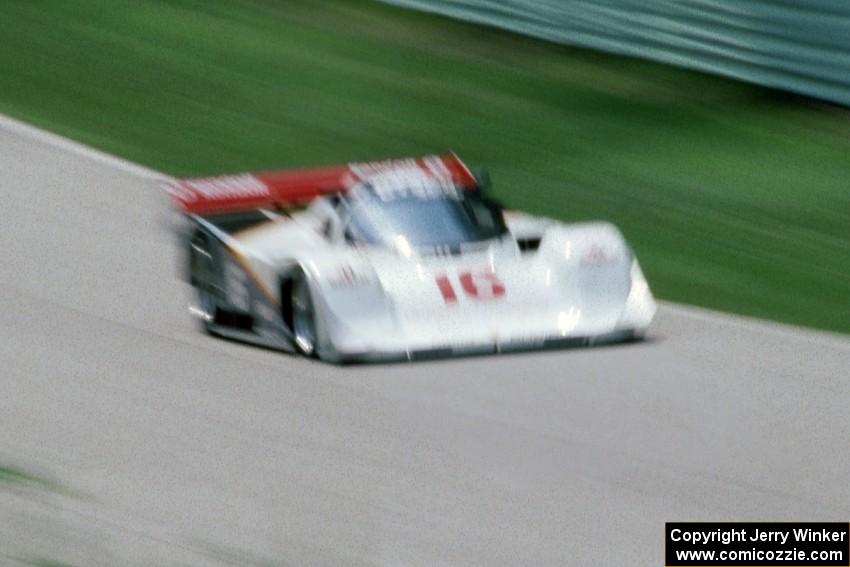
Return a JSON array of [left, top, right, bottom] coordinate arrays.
[[580, 243, 615, 266], [180, 174, 268, 202], [349, 156, 458, 202], [349, 155, 449, 180], [328, 265, 371, 288], [164, 180, 195, 203]]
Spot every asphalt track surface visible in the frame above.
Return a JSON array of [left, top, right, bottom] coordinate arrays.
[[1, 117, 848, 566]]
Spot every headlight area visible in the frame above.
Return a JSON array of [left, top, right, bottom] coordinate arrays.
[[617, 259, 657, 331]]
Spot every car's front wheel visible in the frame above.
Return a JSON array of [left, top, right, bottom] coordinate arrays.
[[285, 268, 346, 362], [292, 273, 319, 357]]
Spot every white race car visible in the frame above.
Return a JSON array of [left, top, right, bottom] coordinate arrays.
[[168, 154, 656, 362]]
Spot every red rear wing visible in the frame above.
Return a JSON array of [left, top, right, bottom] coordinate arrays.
[[166, 153, 477, 215]]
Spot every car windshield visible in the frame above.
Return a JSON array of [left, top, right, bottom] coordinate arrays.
[[343, 186, 506, 254]]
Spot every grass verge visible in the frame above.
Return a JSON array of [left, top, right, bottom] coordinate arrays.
[[0, 465, 61, 492]]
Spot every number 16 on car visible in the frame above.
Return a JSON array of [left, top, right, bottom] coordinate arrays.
[[435, 270, 506, 303]]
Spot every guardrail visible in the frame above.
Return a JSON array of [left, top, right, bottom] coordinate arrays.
[[381, 0, 850, 106]]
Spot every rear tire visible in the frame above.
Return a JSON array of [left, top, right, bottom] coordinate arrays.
[[195, 286, 218, 334], [189, 231, 218, 334]]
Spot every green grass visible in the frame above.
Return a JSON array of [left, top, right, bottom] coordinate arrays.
[[2, 0, 849, 333], [0, 465, 60, 492]]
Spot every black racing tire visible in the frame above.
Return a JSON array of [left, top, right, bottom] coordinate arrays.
[[189, 231, 218, 334], [195, 286, 218, 335], [291, 270, 320, 358]]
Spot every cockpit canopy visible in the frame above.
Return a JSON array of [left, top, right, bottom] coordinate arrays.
[[337, 175, 507, 255]]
